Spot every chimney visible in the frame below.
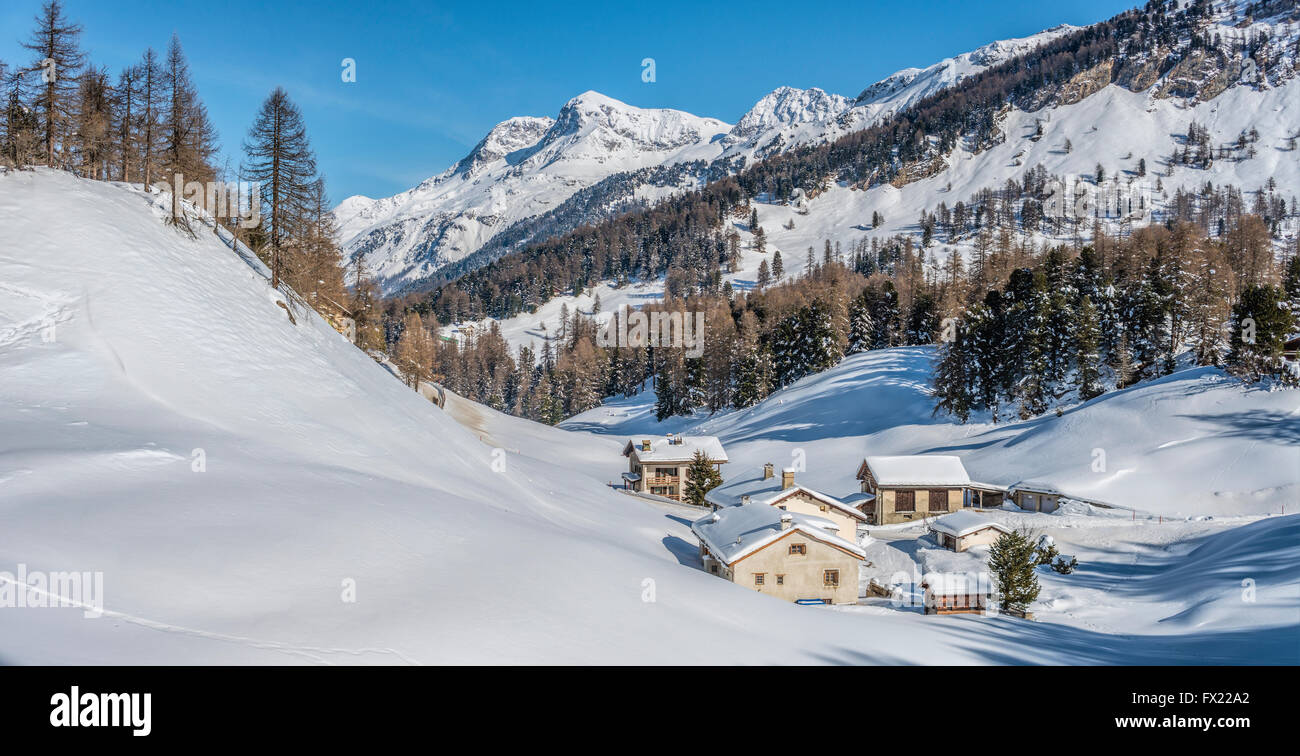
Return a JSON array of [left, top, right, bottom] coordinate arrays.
[[641, 439, 651, 452], [781, 469, 795, 490], [780, 513, 793, 530], [763, 463, 774, 480]]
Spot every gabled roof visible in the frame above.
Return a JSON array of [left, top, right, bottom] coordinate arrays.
[[691, 503, 865, 566], [705, 480, 868, 521], [623, 435, 728, 463], [861, 455, 971, 487], [928, 511, 1011, 538], [840, 491, 877, 512], [922, 572, 995, 596]]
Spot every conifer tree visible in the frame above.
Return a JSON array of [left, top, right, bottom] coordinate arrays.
[[2, 63, 42, 167], [846, 292, 874, 354], [1073, 296, 1104, 401], [137, 47, 163, 188], [966, 299, 1005, 422], [243, 87, 317, 288], [932, 325, 974, 423], [22, 0, 84, 168], [988, 530, 1041, 611], [1112, 330, 1135, 389], [1226, 284, 1295, 384], [113, 63, 141, 182], [73, 65, 111, 179], [683, 450, 723, 507], [756, 258, 771, 289], [161, 34, 218, 218]]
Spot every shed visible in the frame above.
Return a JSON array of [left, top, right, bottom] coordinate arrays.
[[928, 511, 1011, 552]]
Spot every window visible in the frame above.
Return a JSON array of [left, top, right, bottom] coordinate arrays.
[[754, 573, 765, 585], [824, 570, 839, 587], [776, 575, 784, 585], [895, 490, 915, 512], [819, 505, 828, 512], [929, 489, 948, 512], [789, 543, 806, 556]]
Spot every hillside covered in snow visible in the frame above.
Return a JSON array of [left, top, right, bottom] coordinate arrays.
[[564, 347, 1299, 519]]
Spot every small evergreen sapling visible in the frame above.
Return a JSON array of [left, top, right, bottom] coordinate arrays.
[[1050, 554, 1078, 574], [1034, 534, 1059, 566]]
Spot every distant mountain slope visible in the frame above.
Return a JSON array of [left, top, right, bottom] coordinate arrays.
[[335, 26, 1078, 294], [334, 93, 728, 290]]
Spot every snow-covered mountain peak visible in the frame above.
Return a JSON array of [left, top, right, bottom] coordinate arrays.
[[541, 90, 730, 158], [729, 86, 855, 140], [455, 115, 554, 176]]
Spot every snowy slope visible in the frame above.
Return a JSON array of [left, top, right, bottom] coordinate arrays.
[[5, 170, 1293, 664], [753, 78, 1300, 273], [335, 26, 1078, 293], [564, 347, 1300, 519]]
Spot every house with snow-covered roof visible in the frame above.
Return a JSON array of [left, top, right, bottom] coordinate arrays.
[[705, 466, 867, 542], [927, 511, 1011, 552], [854, 455, 971, 525], [692, 502, 864, 605], [622, 434, 727, 502]]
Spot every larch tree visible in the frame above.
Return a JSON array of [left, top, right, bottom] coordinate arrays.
[[113, 63, 141, 182], [242, 87, 317, 289], [73, 65, 112, 179], [160, 35, 217, 222], [289, 177, 346, 310], [137, 47, 163, 189], [21, 0, 85, 168]]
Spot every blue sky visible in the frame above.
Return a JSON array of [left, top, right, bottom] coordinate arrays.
[[1, 0, 1137, 204]]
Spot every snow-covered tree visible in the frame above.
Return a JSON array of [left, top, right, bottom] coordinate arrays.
[[1073, 296, 1105, 401]]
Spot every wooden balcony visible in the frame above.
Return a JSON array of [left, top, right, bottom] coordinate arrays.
[[646, 475, 680, 486]]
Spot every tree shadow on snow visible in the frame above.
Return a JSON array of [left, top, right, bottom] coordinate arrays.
[[1175, 409, 1300, 445]]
